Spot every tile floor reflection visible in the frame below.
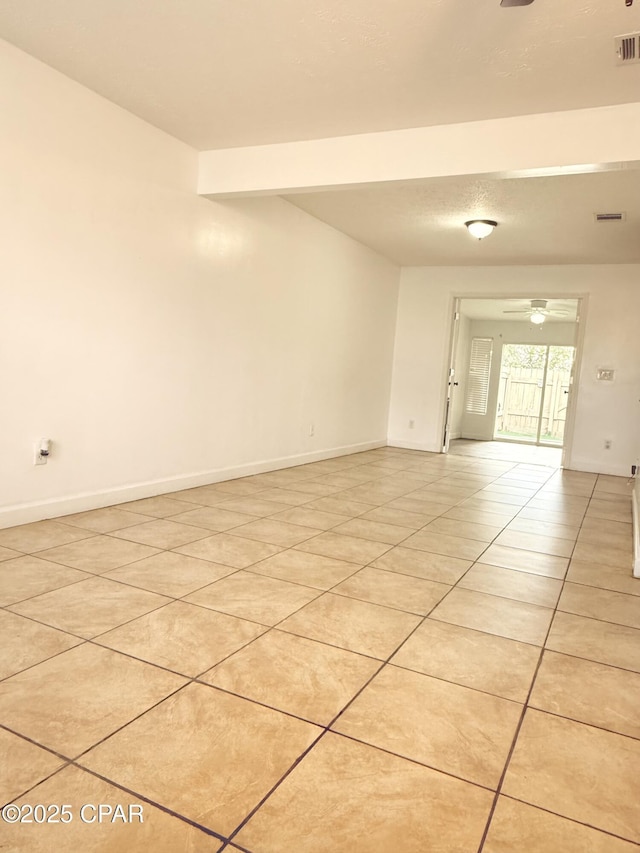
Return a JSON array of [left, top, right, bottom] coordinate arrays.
[[1, 442, 638, 851]]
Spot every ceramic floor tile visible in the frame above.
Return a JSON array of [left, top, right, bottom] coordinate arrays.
[[442, 506, 516, 527], [281, 480, 343, 498], [110, 519, 211, 549], [460, 498, 521, 517], [0, 610, 82, 680], [331, 518, 412, 545], [270, 505, 346, 530], [0, 555, 91, 606], [234, 733, 493, 853], [0, 545, 23, 561], [248, 549, 360, 590], [0, 520, 92, 553], [230, 517, 318, 547], [9, 576, 170, 638], [80, 682, 320, 837], [386, 496, 453, 516], [546, 611, 640, 673], [175, 532, 282, 567], [372, 546, 471, 584], [423, 516, 504, 543], [104, 550, 236, 597], [558, 583, 640, 630], [1, 765, 222, 852], [212, 478, 268, 496], [96, 600, 266, 677], [391, 619, 540, 702], [279, 592, 421, 659], [459, 563, 563, 608], [503, 709, 640, 843], [403, 527, 489, 560], [484, 796, 637, 853], [571, 540, 632, 570], [480, 543, 569, 579], [184, 570, 319, 625], [332, 566, 450, 615], [586, 501, 632, 523], [505, 517, 580, 540], [202, 629, 380, 724], [0, 728, 66, 806], [430, 587, 554, 645], [517, 506, 586, 526], [333, 665, 522, 788], [493, 529, 574, 558], [120, 495, 198, 516], [167, 485, 231, 506], [256, 487, 315, 506], [167, 505, 260, 532], [35, 535, 160, 573], [295, 531, 391, 564], [0, 643, 185, 756], [577, 525, 632, 553], [60, 506, 151, 533], [566, 558, 640, 597], [580, 515, 632, 535], [359, 505, 437, 529], [305, 496, 375, 516], [214, 496, 288, 517], [530, 650, 640, 739]]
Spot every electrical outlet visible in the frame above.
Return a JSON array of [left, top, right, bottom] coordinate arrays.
[[604, 439, 612, 450], [34, 438, 51, 465]]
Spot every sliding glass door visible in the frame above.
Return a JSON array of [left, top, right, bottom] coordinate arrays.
[[494, 344, 574, 446]]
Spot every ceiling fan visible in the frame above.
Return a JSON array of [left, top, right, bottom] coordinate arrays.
[[503, 300, 569, 324], [500, 0, 534, 5]]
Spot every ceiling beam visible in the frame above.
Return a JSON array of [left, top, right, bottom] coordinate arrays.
[[198, 104, 640, 198]]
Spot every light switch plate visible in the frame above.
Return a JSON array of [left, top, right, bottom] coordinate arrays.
[[596, 368, 615, 381]]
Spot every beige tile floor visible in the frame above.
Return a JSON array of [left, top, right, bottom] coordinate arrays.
[[1, 442, 639, 851]]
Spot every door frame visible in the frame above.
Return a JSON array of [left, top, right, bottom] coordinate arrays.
[[441, 293, 588, 470]]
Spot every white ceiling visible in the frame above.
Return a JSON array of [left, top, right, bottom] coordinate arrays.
[[285, 168, 640, 265], [460, 298, 579, 323], [1, 0, 639, 150], [2, 1, 640, 266]]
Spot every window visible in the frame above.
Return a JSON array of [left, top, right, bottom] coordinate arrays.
[[465, 337, 493, 415]]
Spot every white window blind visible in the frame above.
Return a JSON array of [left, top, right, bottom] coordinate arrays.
[[465, 338, 493, 415]]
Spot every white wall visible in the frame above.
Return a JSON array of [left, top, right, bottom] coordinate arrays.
[[459, 319, 577, 441], [0, 41, 400, 527], [388, 266, 640, 476]]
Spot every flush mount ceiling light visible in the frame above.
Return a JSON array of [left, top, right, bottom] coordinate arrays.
[[465, 220, 498, 240]]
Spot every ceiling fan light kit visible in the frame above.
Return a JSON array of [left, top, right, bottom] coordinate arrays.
[[465, 220, 498, 240]]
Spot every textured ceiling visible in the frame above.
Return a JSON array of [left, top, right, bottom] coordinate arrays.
[[3, 1, 640, 266], [460, 298, 579, 323], [285, 169, 640, 265], [1, 0, 639, 150]]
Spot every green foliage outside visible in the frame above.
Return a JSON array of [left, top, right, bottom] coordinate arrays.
[[501, 344, 574, 372]]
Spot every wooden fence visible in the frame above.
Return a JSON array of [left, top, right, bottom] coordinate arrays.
[[495, 367, 570, 441]]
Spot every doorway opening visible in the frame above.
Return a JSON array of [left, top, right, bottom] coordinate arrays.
[[494, 344, 575, 446], [442, 296, 583, 468]]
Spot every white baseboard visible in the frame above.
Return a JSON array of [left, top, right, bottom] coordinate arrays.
[[633, 483, 640, 579], [0, 439, 386, 530]]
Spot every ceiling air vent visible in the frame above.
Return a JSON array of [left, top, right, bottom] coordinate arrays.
[[615, 33, 640, 63], [594, 212, 626, 222]]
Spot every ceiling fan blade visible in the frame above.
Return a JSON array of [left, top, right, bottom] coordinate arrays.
[[503, 310, 529, 314], [500, 0, 534, 5]]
